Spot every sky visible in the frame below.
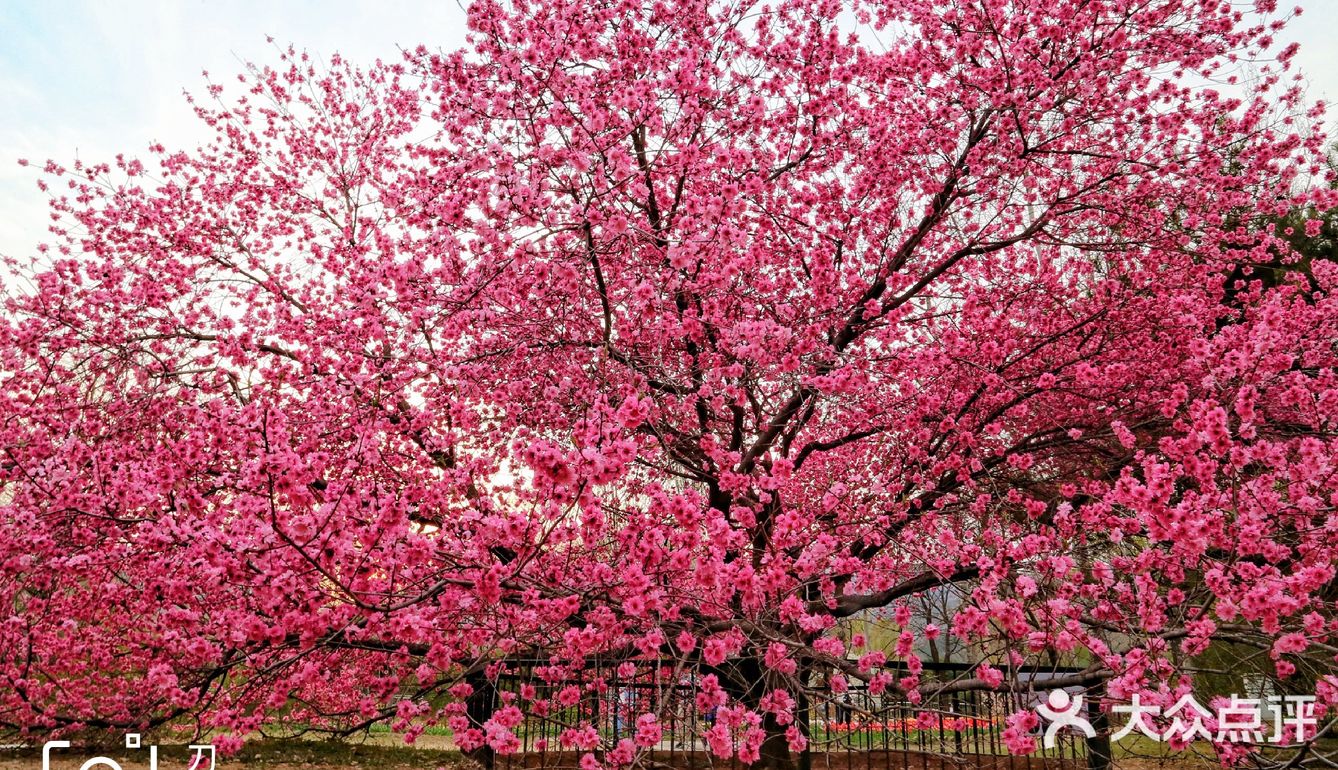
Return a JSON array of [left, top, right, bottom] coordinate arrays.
[[1, 0, 1336, 267], [0, 1, 469, 268]]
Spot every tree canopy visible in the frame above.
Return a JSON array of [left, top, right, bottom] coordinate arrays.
[[2, 0, 1336, 768]]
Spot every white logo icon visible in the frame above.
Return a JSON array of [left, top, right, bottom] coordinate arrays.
[[1035, 690, 1095, 748], [42, 734, 215, 770]]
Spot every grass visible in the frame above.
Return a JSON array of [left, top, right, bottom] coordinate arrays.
[[231, 739, 470, 768], [367, 723, 455, 737]]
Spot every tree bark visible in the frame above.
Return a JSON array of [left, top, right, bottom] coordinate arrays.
[[464, 672, 497, 770], [716, 653, 805, 770]]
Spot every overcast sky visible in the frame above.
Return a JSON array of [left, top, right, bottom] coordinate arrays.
[[1, 1, 1336, 266]]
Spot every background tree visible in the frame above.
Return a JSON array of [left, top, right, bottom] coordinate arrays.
[[2, 1, 1336, 769]]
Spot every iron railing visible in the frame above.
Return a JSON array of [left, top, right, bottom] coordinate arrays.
[[467, 659, 1094, 770]]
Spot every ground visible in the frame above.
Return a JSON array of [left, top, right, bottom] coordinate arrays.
[[0, 740, 1211, 770]]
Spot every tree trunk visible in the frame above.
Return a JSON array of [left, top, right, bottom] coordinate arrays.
[[463, 672, 497, 770], [758, 711, 798, 770], [1086, 688, 1111, 770], [716, 654, 806, 770]]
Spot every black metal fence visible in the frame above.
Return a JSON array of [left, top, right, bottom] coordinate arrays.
[[468, 660, 1093, 770]]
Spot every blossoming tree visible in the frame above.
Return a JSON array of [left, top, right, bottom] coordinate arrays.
[[2, 0, 1336, 768]]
